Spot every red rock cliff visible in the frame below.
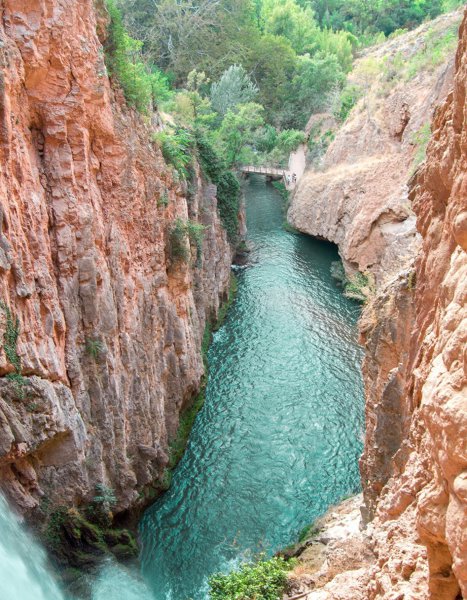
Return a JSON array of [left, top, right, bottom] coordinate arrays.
[[288, 9, 466, 599], [356, 11, 467, 599], [0, 0, 232, 519]]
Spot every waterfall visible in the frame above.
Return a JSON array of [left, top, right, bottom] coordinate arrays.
[[0, 495, 155, 600], [0, 495, 65, 600]]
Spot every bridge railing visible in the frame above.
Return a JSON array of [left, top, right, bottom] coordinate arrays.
[[241, 165, 288, 177]]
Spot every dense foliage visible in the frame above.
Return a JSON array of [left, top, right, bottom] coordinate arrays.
[[196, 131, 242, 241], [310, 0, 446, 36], [104, 0, 460, 239], [104, 0, 172, 113], [208, 556, 292, 600]]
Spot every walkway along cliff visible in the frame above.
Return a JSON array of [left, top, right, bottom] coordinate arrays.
[[0, 0, 234, 568], [287, 9, 467, 599]]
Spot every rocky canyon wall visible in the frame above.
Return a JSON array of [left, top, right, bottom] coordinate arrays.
[[288, 11, 461, 286], [0, 0, 232, 526], [288, 9, 466, 599], [362, 11, 466, 597]]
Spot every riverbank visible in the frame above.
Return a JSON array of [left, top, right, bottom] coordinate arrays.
[[283, 495, 372, 599]]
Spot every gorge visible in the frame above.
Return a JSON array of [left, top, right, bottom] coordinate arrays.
[[0, 1, 466, 599]]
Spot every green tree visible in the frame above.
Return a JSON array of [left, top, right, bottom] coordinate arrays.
[[276, 129, 306, 153], [209, 556, 292, 600], [211, 65, 259, 116], [246, 34, 297, 118], [263, 0, 320, 54], [105, 0, 172, 113], [284, 53, 345, 128], [117, 0, 259, 83], [217, 102, 265, 166]]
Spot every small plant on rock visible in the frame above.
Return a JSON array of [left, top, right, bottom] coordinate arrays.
[[0, 301, 27, 399], [344, 272, 374, 303], [209, 556, 294, 600], [92, 484, 117, 511], [85, 338, 104, 360], [169, 218, 205, 266]]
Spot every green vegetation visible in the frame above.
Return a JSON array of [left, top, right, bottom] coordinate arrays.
[[307, 126, 335, 166], [378, 22, 460, 89], [168, 389, 206, 471], [334, 84, 362, 122], [158, 190, 169, 208], [0, 301, 27, 399], [103, 0, 459, 243], [330, 261, 374, 303], [298, 521, 321, 542], [282, 221, 299, 234], [0, 301, 21, 372], [115, 0, 455, 125], [344, 272, 373, 303], [404, 24, 459, 79], [153, 128, 194, 180], [104, 0, 172, 113], [311, 0, 445, 38], [85, 338, 105, 359], [44, 502, 138, 572], [213, 274, 238, 333], [410, 122, 431, 173], [5, 372, 27, 400], [195, 131, 242, 242], [209, 556, 294, 600], [169, 218, 205, 266], [211, 65, 259, 116]]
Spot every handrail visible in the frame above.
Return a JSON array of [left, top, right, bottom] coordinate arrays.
[[241, 165, 288, 176]]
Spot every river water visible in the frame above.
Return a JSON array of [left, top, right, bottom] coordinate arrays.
[[0, 176, 363, 600], [140, 176, 364, 599]]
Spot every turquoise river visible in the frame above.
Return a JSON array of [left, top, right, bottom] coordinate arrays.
[[140, 176, 364, 599], [0, 175, 364, 600]]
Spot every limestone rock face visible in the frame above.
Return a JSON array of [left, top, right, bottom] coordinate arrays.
[[288, 12, 460, 284], [289, 8, 467, 599], [0, 0, 232, 516], [365, 11, 467, 596]]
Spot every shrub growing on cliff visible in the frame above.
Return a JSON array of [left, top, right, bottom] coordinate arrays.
[[85, 338, 105, 360], [153, 128, 194, 180], [0, 301, 27, 399], [195, 131, 241, 242], [209, 556, 293, 600], [334, 84, 362, 122], [410, 122, 431, 173], [344, 272, 373, 303], [169, 218, 205, 266], [104, 0, 172, 113]]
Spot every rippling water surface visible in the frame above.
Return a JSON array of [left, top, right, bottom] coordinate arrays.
[[140, 176, 364, 599]]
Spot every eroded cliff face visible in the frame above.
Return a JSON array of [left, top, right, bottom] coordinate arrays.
[[287, 8, 466, 600], [288, 11, 461, 285], [0, 0, 232, 524], [363, 12, 466, 596]]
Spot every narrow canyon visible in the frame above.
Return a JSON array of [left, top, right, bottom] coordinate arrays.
[[0, 1, 465, 599]]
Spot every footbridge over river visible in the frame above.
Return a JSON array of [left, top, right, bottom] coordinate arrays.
[[240, 143, 307, 191], [241, 166, 288, 177], [241, 165, 295, 190]]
